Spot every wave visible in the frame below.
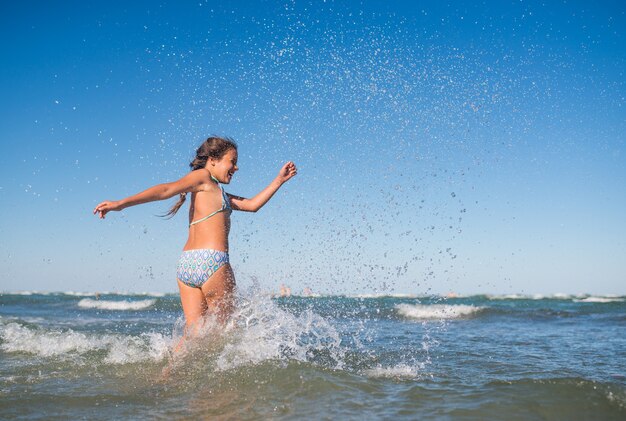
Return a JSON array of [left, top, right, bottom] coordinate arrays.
[[483, 294, 625, 301], [77, 298, 156, 311], [574, 297, 624, 303], [60, 291, 99, 297], [396, 303, 484, 320], [483, 294, 624, 303], [92, 291, 168, 297], [0, 322, 170, 364], [352, 293, 418, 299], [483, 293, 571, 300], [486, 294, 532, 300], [1, 289, 355, 373], [1, 291, 172, 297]]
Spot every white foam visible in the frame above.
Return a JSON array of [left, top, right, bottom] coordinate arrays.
[[574, 297, 624, 303], [77, 298, 155, 310], [396, 303, 483, 320], [104, 332, 170, 364], [0, 323, 170, 363], [363, 363, 425, 379]]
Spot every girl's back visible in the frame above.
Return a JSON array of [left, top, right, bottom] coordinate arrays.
[[185, 183, 232, 252]]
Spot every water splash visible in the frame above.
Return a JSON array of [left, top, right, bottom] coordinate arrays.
[[170, 288, 349, 374]]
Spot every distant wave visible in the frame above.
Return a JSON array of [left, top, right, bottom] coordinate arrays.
[[94, 291, 168, 297], [4, 291, 36, 296], [352, 293, 418, 299], [2, 291, 171, 298], [486, 294, 531, 300], [574, 297, 624, 303], [4, 291, 97, 297], [62, 291, 99, 297], [484, 294, 573, 300], [396, 303, 484, 320], [484, 294, 625, 301], [77, 299, 156, 311]]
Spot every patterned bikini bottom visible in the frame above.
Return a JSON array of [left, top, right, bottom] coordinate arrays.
[[176, 248, 229, 288]]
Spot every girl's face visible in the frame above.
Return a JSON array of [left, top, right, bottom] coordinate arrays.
[[210, 148, 238, 184]]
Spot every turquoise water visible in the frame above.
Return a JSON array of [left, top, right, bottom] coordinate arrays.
[[1, 291, 625, 419]]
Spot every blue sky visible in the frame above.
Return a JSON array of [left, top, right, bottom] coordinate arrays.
[[1, 0, 624, 295]]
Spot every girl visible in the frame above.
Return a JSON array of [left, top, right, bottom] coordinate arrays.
[[94, 136, 297, 329]]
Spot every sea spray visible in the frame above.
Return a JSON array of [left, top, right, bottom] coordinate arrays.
[[219, 292, 346, 371]]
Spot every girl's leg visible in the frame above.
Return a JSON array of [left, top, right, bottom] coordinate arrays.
[[178, 279, 208, 327], [162, 281, 207, 377], [200, 263, 236, 324], [163, 268, 235, 379]]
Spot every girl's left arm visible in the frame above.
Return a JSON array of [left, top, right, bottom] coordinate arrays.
[[229, 161, 297, 212]]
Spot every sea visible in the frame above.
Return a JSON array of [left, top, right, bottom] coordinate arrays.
[[1, 290, 625, 420]]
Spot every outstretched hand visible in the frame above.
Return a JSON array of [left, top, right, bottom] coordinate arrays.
[[277, 161, 298, 184], [93, 200, 121, 219]]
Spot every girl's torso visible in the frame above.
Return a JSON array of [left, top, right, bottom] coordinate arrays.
[[183, 183, 231, 252]]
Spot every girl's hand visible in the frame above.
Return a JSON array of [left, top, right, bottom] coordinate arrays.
[[93, 200, 122, 219], [277, 161, 297, 184]]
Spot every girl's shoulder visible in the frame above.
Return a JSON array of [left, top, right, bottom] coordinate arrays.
[[191, 169, 220, 193]]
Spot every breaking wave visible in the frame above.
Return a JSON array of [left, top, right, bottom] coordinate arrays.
[[77, 298, 156, 310], [396, 303, 484, 320], [0, 322, 169, 364]]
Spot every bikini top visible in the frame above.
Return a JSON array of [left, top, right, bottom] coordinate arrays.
[[189, 176, 232, 227]]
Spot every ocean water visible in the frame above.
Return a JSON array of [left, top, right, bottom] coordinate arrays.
[[1, 290, 625, 420]]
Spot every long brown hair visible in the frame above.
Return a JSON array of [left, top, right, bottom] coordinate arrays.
[[163, 136, 237, 218]]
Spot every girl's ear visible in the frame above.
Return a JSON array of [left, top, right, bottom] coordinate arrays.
[[207, 157, 217, 166]]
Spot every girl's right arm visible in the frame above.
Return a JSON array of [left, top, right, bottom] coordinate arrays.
[[93, 170, 207, 219]]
